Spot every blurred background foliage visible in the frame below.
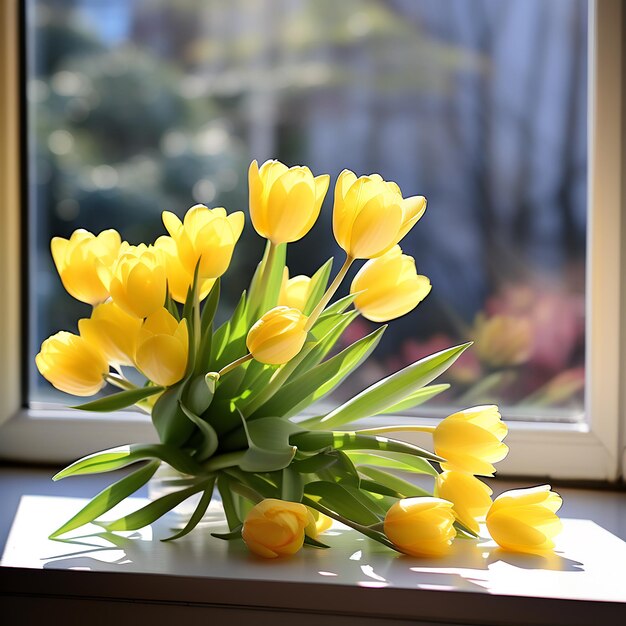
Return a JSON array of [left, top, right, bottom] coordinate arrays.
[[28, 0, 587, 419]]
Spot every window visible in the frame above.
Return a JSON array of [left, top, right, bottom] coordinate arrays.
[[0, 0, 623, 480]]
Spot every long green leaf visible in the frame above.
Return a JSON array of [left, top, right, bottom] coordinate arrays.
[[378, 384, 450, 415], [161, 478, 216, 541], [49, 461, 160, 538], [304, 481, 381, 525], [303, 258, 333, 315], [71, 386, 163, 412], [306, 342, 472, 429], [151, 383, 196, 447], [178, 401, 218, 461], [358, 466, 431, 498], [258, 242, 286, 317], [53, 443, 205, 480], [253, 326, 385, 419], [98, 477, 213, 531], [281, 467, 304, 502], [200, 279, 220, 334], [290, 311, 360, 379], [344, 450, 437, 477]]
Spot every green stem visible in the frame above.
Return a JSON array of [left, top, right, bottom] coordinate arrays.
[[105, 373, 136, 391], [256, 240, 278, 317], [305, 254, 354, 331], [218, 353, 254, 378], [353, 425, 436, 435]]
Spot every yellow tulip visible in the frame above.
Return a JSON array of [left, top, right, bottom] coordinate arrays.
[[162, 204, 244, 279], [248, 159, 330, 244], [433, 405, 508, 476], [278, 269, 313, 312], [486, 485, 563, 553], [78, 302, 142, 367], [242, 498, 312, 558], [246, 306, 308, 365], [103, 244, 167, 319], [134, 308, 189, 386], [474, 314, 533, 368], [384, 497, 456, 557], [305, 507, 333, 539], [333, 169, 426, 259], [51, 229, 121, 305], [35, 331, 109, 396], [435, 471, 493, 534], [154, 235, 215, 304], [350, 245, 431, 322]]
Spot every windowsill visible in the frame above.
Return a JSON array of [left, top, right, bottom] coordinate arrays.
[[1, 465, 625, 624]]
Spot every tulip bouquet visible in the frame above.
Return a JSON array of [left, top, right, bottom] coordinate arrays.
[[39, 160, 562, 558]]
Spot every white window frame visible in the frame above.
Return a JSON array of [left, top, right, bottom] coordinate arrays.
[[0, 0, 623, 481]]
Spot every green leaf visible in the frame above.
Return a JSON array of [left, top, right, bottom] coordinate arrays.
[[184, 374, 215, 415], [303, 534, 330, 549], [359, 478, 403, 499], [358, 466, 431, 498], [161, 478, 216, 541], [344, 450, 437, 477], [316, 292, 358, 318], [378, 384, 450, 415], [290, 311, 360, 378], [238, 415, 303, 473], [302, 258, 333, 315], [200, 279, 220, 334], [211, 525, 243, 541], [71, 386, 163, 412], [49, 461, 160, 538], [98, 477, 213, 531], [151, 383, 196, 447], [253, 326, 385, 419], [217, 475, 241, 530], [178, 401, 218, 462], [320, 450, 360, 487], [281, 467, 304, 502], [308, 342, 472, 429], [291, 451, 340, 474], [304, 481, 381, 525], [211, 290, 248, 369], [165, 289, 180, 321], [53, 443, 204, 480]]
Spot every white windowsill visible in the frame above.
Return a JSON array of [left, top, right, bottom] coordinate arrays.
[[1, 466, 625, 625]]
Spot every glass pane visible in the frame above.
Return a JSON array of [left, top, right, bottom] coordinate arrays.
[[27, 0, 588, 421]]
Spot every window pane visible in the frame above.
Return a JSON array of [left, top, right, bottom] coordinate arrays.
[[27, 0, 588, 421]]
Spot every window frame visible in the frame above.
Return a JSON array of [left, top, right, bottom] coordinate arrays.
[[0, 0, 623, 481]]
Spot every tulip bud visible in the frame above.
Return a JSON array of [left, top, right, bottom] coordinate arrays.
[[435, 471, 493, 534], [278, 268, 313, 312], [36, 331, 109, 396], [350, 245, 431, 322], [134, 308, 189, 387], [304, 507, 333, 539], [154, 235, 215, 304], [384, 497, 456, 557], [246, 306, 308, 365], [78, 301, 142, 367], [51, 229, 121, 305], [242, 498, 312, 558], [333, 169, 426, 259], [486, 485, 563, 553], [433, 405, 509, 476], [162, 205, 244, 279], [249, 159, 330, 244], [101, 244, 167, 319], [473, 314, 533, 368]]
